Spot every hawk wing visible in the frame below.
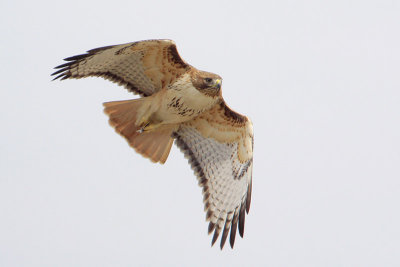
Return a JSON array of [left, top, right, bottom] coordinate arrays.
[[52, 39, 191, 97], [173, 101, 253, 249]]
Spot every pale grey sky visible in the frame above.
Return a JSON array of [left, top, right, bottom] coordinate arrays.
[[1, 0, 399, 266]]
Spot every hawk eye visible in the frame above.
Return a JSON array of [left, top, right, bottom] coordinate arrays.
[[204, 78, 213, 83]]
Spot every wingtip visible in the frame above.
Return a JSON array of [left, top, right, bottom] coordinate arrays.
[[219, 225, 230, 250], [51, 73, 66, 81], [246, 179, 252, 214], [230, 212, 239, 248], [229, 238, 235, 249], [211, 230, 219, 247], [238, 204, 246, 238], [51, 68, 66, 77], [63, 54, 87, 62]]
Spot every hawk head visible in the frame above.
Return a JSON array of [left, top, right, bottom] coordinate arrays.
[[191, 70, 222, 97]]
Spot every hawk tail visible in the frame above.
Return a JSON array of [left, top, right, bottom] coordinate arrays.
[[103, 99, 174, 164]]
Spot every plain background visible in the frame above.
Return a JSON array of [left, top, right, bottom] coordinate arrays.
[[1, 0, 399, 266]]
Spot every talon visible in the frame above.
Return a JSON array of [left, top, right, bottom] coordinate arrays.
[[137, 122, 150, 133]]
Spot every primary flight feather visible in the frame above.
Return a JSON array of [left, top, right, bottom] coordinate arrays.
[[52, 39, 253, 249]]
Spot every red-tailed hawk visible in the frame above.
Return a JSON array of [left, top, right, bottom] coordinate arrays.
[[52, 39, 253, 249]]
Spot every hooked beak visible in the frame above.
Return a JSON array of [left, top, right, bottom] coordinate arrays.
[[214, 79, 222, 90]]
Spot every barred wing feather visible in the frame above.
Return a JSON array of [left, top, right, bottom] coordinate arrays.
[[52, 39, 190, 97], [173, 101, 253, 249]]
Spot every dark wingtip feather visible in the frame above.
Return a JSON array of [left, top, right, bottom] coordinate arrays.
[[229, 223, 238, 248], [229, 211, 239, 248], [238, 204, 246, 238], [220, 223, 230, 249], [54, 62, 73, 69], [64, 54, 88, 62], [51, 68, 67, 76], [51, 73, 67, 81], [246, 179, 252, 213], [211, 228, 220, 247]]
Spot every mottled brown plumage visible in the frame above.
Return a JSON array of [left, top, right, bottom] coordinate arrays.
[[52, 39, 253, 249]]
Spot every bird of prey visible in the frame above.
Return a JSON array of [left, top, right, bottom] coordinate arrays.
[[52, 39, 253, 249]]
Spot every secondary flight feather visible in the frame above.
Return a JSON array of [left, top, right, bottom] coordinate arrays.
[[52, 39, 253, 249]]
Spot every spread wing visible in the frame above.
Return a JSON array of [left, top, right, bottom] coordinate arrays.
[[173, 101, 253, 249], [52, 39, 191, 97]]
